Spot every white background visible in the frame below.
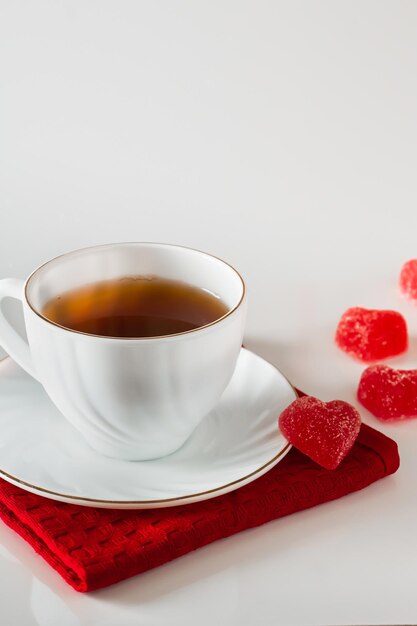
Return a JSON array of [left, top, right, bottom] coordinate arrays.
[[1, 1, 417, 625]]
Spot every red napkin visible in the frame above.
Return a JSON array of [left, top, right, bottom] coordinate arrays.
[[0, 423, 398, 592]]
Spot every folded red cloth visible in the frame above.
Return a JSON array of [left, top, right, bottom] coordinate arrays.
[[0, 423, 399, 592]]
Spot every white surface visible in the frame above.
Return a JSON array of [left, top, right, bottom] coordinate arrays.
[[0, 0, 417, 624], [3, 243, 246, 460], [0, 349, 293, 507]]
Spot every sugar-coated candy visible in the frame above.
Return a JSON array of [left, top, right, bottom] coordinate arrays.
[[279, 396, 361, 470], [399, 259, 417, 300], [358, 364, 417, 420], [335, 307, 408, 362]]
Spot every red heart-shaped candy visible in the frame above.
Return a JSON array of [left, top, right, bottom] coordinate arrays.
[[358, 364, 417, 420], [399, 259, 417, 301], [279, 396, 361, 470], [335, 307, 408, 362]]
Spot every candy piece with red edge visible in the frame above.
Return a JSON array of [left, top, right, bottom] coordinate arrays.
[[399, 259, 417, 300], [278, 396, 361, 470], [358, 364, 417, 420], [335, 307, 408, 362]]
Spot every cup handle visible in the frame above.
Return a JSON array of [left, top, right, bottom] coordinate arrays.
[[0, 279, 38, 380]]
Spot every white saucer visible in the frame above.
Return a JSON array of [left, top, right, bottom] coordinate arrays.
[[0, 348, 295, 509]]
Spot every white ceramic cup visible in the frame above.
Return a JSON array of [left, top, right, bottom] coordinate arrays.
[[0, 243, 246, 460]]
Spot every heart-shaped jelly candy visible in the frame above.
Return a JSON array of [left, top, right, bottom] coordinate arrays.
[[399, 259, 417, 301], [335, 307, 408, 362], [358, 364, 417, 420], [279, 396, 361, 470]]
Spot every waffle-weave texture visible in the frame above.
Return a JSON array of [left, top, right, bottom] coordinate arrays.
[[0, 423, 399, 591]]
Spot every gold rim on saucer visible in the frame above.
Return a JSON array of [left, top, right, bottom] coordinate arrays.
[[0, 442, 291, 505]]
